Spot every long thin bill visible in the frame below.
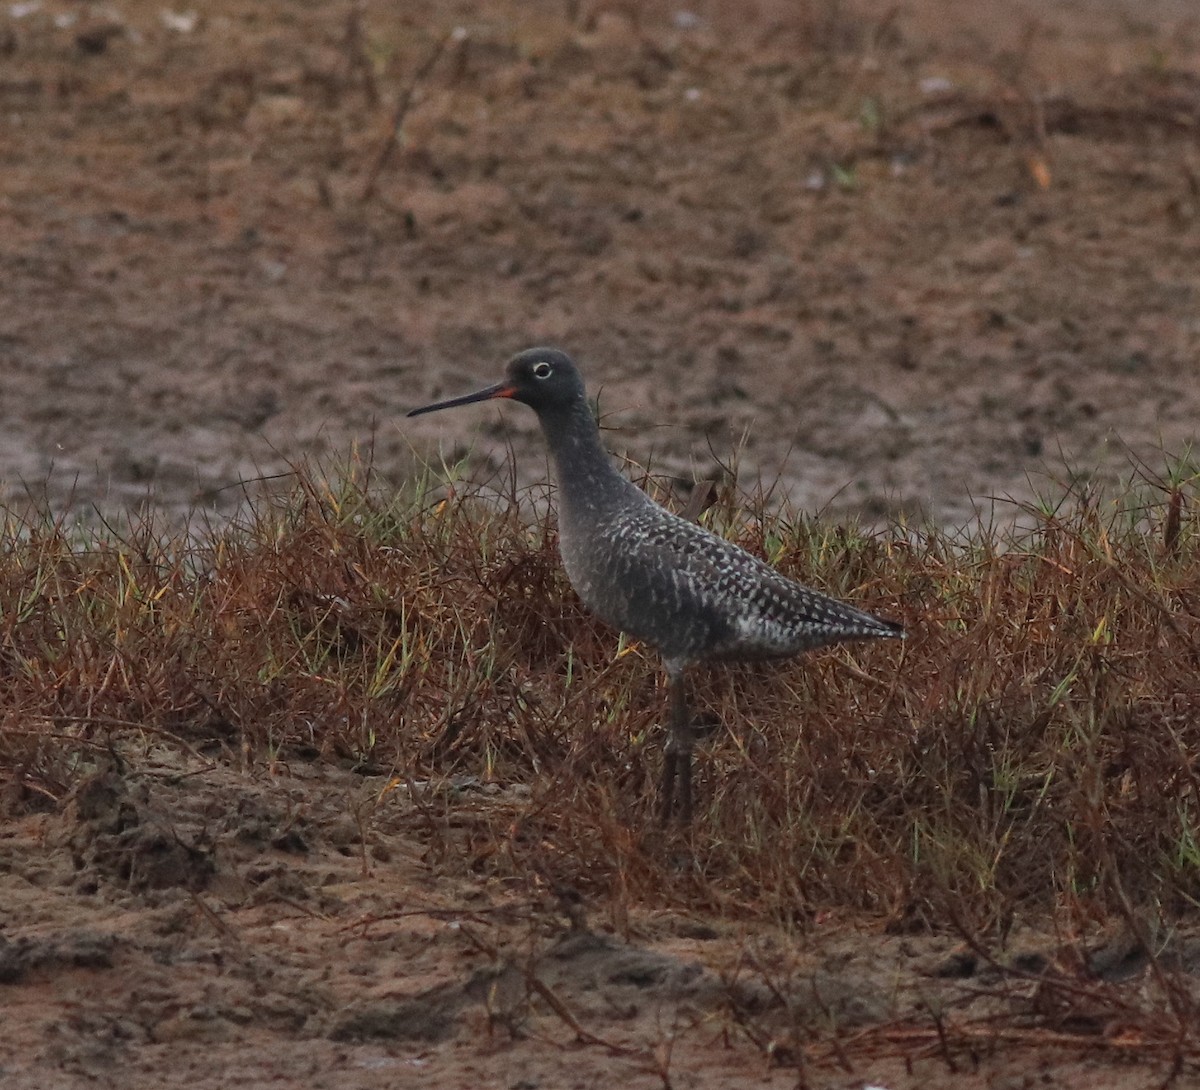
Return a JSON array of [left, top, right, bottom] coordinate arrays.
[[406, 381, 517, 418]]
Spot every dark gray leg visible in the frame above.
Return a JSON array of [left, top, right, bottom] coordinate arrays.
[[659, 668, 693, 826]]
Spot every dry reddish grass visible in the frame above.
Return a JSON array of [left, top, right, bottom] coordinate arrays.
[[2, 454, 1199, 1067]]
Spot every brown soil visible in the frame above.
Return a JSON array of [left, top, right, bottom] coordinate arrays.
[[2, 1, 1200, 1086], [5, 753, 1197, 1090]]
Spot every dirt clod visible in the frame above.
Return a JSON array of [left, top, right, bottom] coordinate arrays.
[[329, 981, 467, 1043], [61, 767, 215, 893], [0, 931, 117, 985]]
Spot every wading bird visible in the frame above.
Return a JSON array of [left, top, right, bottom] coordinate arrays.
[[409, 348, 903, 824]]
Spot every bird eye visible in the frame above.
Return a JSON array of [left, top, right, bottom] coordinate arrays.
[[532, 362, 552, 379]]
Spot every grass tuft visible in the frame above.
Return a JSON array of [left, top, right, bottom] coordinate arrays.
[[1, 452, 1199, 937]]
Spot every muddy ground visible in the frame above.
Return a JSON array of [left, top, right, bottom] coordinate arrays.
[[2, 0, 1200, 1086], [5, 753, 1197, 1090]]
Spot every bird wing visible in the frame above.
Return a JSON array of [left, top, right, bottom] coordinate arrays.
[[617, 505, 896, 657]]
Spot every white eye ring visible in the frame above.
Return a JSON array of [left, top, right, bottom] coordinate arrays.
[[532, 362, 552, 379]]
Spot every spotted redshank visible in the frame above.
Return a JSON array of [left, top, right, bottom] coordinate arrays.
[[409, 348, 903, 824]]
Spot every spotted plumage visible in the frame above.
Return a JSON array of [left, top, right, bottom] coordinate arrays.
[[408, 347, 903, 824], [562, 500, 898, 666]]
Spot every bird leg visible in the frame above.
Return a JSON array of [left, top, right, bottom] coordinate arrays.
[[659, 670, 694, 826]]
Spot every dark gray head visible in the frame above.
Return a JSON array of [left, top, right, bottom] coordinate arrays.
[[407, 347, 587, 420]]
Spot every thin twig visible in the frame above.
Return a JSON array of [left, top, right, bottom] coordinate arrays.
[[525, 973, 637, 1056], [189, 891, 239, 942], [360, 27, 464, 202], [25, 713, 219, 773]]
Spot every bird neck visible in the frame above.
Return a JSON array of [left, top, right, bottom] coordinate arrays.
[[538, 398, 636, 521]]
